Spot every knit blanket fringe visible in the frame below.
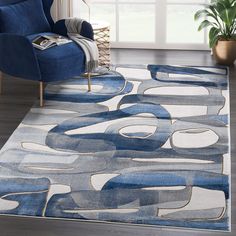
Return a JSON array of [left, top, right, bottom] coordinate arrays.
[[65, 18, 99, 73]]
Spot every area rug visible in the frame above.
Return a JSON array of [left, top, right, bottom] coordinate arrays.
[[0, 64, 230, 231]]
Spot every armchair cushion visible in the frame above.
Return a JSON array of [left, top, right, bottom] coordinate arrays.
[[0, 33, 41, 81], [0, 0, 51, 35], [27, 33, 86, 82], [53, 19, 94, 40]]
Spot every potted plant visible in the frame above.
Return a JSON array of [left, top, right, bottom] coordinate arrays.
[[194, 0, 236, 65]]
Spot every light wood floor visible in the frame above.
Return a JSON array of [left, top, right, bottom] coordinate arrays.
[[0, 49, 235, 236]]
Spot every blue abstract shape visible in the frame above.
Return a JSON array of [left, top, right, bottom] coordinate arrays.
[[102, 171, 229, 198], [45, 71, 133, 103], [0, 178, 50, 196], [46, 104, 172, 152], [147, 65, 228, 88], [137, 217, 229, 231], [0, 178, 50, 216], [147, 65, 227, 75], [45, 193, 86, 219], [3, 192, 48, 216]]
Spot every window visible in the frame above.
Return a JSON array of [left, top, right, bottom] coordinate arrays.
[[73, 0, 209, 50]]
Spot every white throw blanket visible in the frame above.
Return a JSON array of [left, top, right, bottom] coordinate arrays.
[[65, 18, 99, 72]]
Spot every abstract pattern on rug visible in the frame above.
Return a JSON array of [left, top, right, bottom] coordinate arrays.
[[0, 65, 230, 231]]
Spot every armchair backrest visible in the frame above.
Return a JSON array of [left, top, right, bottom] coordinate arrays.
[[0, 0, 54, 35]]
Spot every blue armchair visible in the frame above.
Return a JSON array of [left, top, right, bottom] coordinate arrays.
[[0, 0, 94, 106]]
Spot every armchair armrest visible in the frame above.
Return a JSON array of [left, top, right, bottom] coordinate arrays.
[[0, 34, 41, 81], [53, 19, 94, 40]]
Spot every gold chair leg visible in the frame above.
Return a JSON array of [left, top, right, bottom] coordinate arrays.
[[39, 81, 44, 107], [87, 72, 92, 92], [0, 71, 3, 95]]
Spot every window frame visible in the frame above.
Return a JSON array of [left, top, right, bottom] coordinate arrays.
[[73, 0, 210, 50]]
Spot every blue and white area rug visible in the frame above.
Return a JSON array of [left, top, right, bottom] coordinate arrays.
[[0, 65, 230, 231]]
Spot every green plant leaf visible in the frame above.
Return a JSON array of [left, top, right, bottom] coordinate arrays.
[[209, 4, 219, 17], [228, 7, 236, 24], [198, 20, 214, 31], [209, 26, 220, 39], [194, 9, 209, 20], [194, 9, 219, 24], [209, 27, 220, 48], [209, 34, 220, 48], [220, 9, 231, 26], [215, 1, 227, 17], [196, 0, 236, 42]]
